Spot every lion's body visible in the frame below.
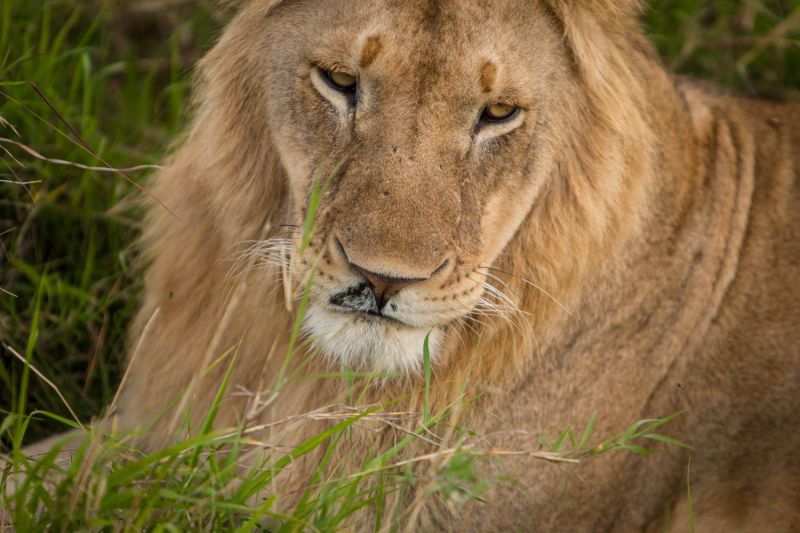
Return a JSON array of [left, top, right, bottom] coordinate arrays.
[[112, 0, 800, 530]]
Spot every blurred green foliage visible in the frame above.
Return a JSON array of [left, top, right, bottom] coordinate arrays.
[[1, 0, 799, 446], [647, 0, 800, 99], [0, 0, 227, 444]]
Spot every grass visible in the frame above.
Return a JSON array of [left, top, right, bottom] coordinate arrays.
[[1, 0, 799, 530], [1, 330, 689, 531], [1, 0, 226, 445]]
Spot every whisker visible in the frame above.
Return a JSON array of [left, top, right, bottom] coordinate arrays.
[[475, 296, 516, 316], [477, 265, 572, 316], [471, 269, 523, 301], [472, 273, 524, 314], [464, 275, 526, 322], [221, 235, 295, 307], [444, 322, 467, 347], [450, 301, 486, 335]]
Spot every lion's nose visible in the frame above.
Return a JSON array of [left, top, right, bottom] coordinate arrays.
[[349, 262, 425, 310], [333, 234, 451, 311]]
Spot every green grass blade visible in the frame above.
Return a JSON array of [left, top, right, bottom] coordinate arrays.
[[634, 410, 687, 438], [621, 444, 663, 454], [190, 347, 238, 469], [643, 433, 694, 449], [375, 455, 386, 532], [15, 270, 45, 453], [423, 330, 432, 426], [551, 426, 571, 453], [579, 411, 596, 449], [687, 458, 695, 533]]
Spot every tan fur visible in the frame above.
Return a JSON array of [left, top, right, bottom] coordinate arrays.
[[113, 0, 800, 530]]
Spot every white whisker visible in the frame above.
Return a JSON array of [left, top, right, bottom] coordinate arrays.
[[477, 265, 572, 316]]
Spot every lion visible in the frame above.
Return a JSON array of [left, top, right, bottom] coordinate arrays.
[[102, 0, 800, 530]]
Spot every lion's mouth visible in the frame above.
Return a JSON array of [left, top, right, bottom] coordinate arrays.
[[329, 282, 381, 313], [328, 283, 409, 326], [331, 307, 406, 325]]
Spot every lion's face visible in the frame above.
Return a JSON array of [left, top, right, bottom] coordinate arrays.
[[236, 0, 571, 372]]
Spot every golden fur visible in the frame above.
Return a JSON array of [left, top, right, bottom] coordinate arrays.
[[110, 0, 800, 530]]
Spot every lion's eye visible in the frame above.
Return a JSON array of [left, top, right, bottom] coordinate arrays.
[[323, 69, 357, 91], [481, 103, 519, 122]]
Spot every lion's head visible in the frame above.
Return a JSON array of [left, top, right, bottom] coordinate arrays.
[[273, 0, 568, 374], [163, 0, 654, 376], [130, 0, 661, 402]]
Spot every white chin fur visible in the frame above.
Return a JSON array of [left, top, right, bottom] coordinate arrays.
[[302, 306, 444, 376]]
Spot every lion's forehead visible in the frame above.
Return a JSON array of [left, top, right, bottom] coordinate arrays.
[[266, 0, 558, 81]]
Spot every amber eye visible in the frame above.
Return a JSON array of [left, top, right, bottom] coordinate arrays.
[[323, 69, 357, 91], [482, 102, 519, 122]]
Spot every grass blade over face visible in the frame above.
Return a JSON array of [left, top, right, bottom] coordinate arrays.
[[423, 331, 432, 427]]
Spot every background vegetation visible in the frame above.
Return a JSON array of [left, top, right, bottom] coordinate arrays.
[[0, 0, 799, 529], [1, 0, 227, 445]]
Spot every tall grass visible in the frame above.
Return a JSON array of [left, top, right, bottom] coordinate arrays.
[[1, 0, 800, 530], [0, 249, 690, 531], [1, 0, 225, 444]]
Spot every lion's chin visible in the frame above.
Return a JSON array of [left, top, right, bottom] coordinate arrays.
[[302, 306, 445, 376]]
